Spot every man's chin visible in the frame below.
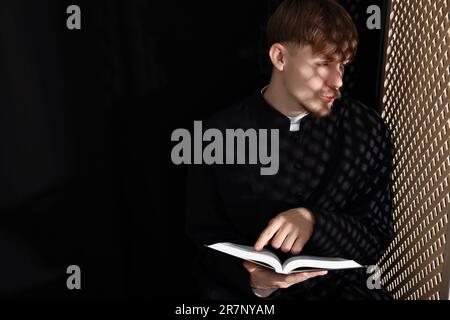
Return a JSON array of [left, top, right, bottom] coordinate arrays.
[[310, 104, 333, 118]]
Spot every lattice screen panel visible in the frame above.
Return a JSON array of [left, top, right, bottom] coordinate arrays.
[[378, 0, 450, 300]]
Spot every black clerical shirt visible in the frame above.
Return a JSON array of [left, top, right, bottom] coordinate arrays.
[[186, 90, 394, 300]]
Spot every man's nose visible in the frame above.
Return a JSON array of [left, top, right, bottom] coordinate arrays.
[[326, 68, 343, 90]]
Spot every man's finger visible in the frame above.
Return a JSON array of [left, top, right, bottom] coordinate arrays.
[[285, 272, 309, 284], [287, 270, 327, 283], [254, 220, 282, 251], [291, 237, 306, 255], [280, 232, 298, 253], [305, 270, 328, 279], [270, 227, 290, 250]]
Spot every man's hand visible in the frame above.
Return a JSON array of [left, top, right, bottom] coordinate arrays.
[[254, 207, 315, 255], [243, 261, 327, 290]]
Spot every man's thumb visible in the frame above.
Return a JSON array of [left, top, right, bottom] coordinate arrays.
[[243, 261, 259, 272]]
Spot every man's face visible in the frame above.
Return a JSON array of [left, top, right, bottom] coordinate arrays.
[[282, 44, 348, 117]]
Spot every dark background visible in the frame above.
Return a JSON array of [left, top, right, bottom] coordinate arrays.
[[0, 0, 387, 299]]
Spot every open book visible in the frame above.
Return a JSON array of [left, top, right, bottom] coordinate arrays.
[[206, 242, 363, 275]]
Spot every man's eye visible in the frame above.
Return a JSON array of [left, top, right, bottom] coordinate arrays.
[[318, 63, 329, 67]]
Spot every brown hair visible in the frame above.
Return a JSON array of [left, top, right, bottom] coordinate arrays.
[[267, 0, 358, 62]]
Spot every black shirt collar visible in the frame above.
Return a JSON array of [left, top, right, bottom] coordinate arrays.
[[247, 89, 312, 131]]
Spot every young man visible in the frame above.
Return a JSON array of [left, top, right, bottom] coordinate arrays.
[[186, 0, 393, 299]]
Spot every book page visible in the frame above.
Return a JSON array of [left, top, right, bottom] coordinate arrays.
[[283, 255, 363, 274], [207, 242, 283, 273]]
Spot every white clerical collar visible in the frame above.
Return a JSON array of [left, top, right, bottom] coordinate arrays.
[[287, 114, 308, 131], [260, 85, 309, 132]]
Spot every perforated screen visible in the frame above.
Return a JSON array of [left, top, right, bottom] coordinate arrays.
[[378, 0, 450, 300]]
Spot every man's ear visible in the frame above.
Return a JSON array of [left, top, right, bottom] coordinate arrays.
[[269, 43, 288, 72]]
